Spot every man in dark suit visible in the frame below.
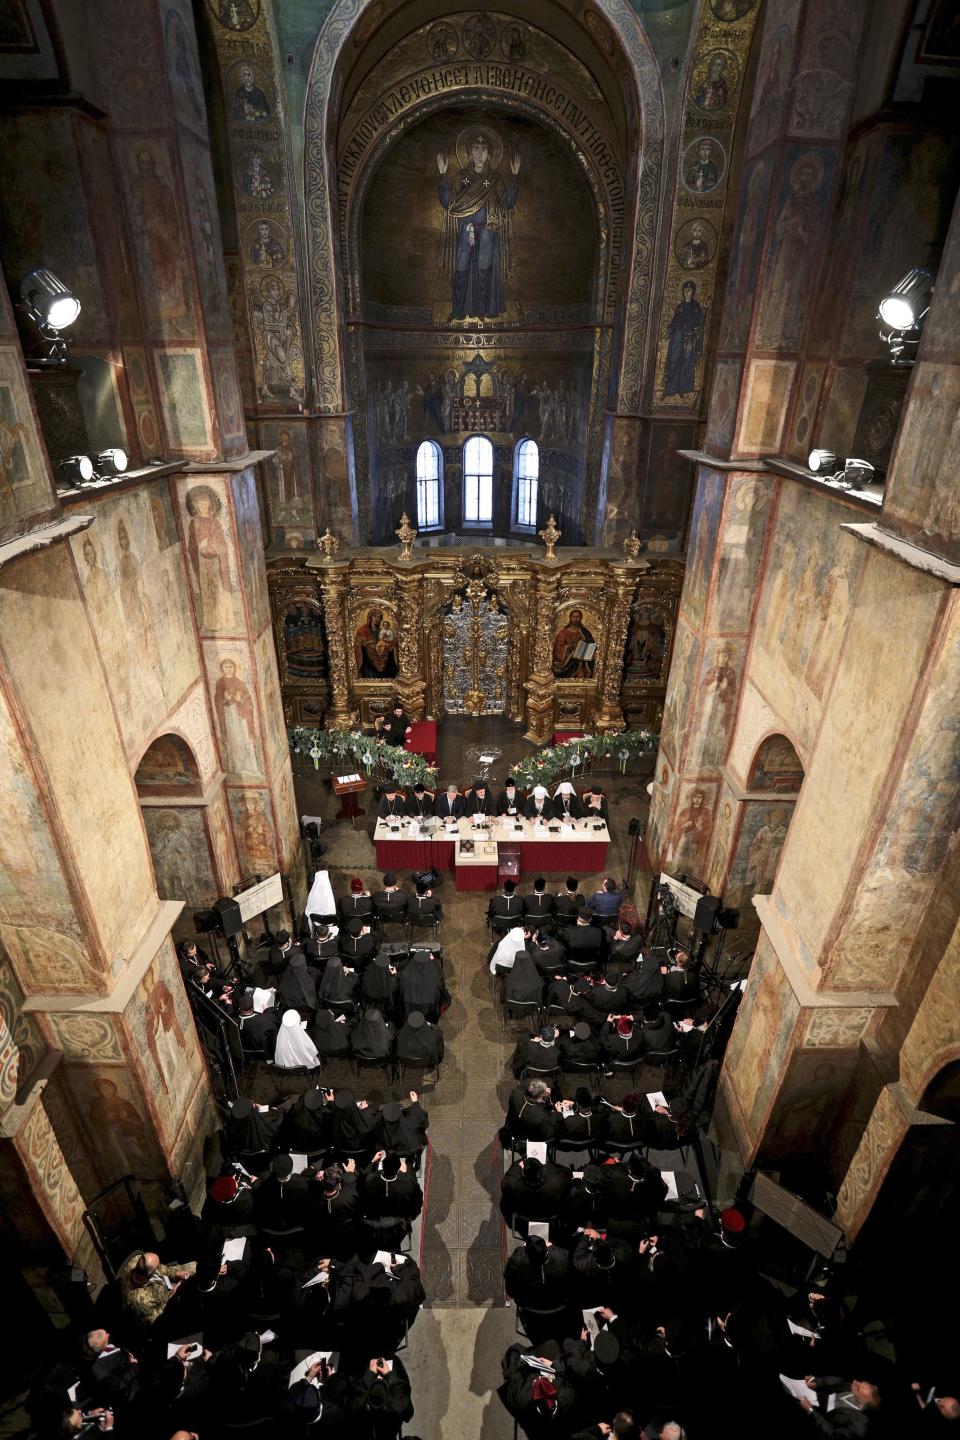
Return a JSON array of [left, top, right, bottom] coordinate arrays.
[[588, 878, 624, 919], [563, 913, 604, 972], [377, 784, 406, 819], [500, 1156, 571, 1228], [640, 1003, 675, 1057], [373, 872, 408, 925], [504, 1236, 571, 1311], [523, 877, 555, 928], [497, 777, 525, 816], [524, 785, 554, 821], [237, 996, 279, 1054], [404, 781, 435, 818], [78, 1329, 141, 1416], [530, 927, 565, 975], [434, 783, 464, 820], [339, 877, 374, 923], [382, 701, 411, 746], [464, 779, 496, 816], [558, 1021, 602, 1070], [360, 1151, 423, 1228], [601, 1015, 645, 1067], [488, 879, 525, 935], [339, 918, 376, 966], [394, 1009, 444, 1068], [265, 929, 300, 978]]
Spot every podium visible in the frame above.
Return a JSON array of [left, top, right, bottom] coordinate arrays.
[[331, 774, 366, 826]]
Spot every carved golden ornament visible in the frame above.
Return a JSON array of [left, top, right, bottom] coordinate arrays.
[[623, 529, 642, 561], [396, 512, 417, 561], [464, 687, 485, 715], [317, 527, 341, 561], [538, 513, 562, 562]]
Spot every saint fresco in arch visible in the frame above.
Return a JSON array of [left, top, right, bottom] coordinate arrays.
[[436, 128, 520, 320]]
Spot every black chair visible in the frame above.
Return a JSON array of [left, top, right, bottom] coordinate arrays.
[[515, 1302, 575, 1341], [353, 1053, 395, 1086], [520, 1063, 559, 1082], [396, 1057, 442, 1089], [407, 911, 442, 945], [502, 998, 542, 1025]]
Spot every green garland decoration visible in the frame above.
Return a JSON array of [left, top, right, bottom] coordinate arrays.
[[289, 726, 439, 789], [509, 730, 657, 789]]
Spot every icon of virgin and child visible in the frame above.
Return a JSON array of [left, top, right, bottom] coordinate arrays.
[[436, 127, 520, 320]]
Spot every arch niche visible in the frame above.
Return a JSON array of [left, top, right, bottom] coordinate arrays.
[[714, 733, 805, 913], [302, 1, 665, 542], [135, 734, 221, 925]]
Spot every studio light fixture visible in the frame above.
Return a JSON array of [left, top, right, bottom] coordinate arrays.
[[18, 266, 81, 360], [96, 447, 128, 478], [838, 458, 875, 489], [57, 455, 94, 487], [878, 266, 933, 365], [807, 449, 838, 476]]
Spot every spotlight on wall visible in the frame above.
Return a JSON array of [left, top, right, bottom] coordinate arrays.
[[18, 267, 81, 360], [838, 458, 876, 490], [808, 449, 839, 476], [878, 266, 933, 365], [57, 455, 94, 488], [96, 447, 128, 478]]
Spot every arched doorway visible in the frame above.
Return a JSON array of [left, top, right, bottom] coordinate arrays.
[[135, 735, 220, 931]]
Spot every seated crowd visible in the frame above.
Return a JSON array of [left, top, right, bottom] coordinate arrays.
[[179, 873, 450, 1075], [30, 1083, 429, 1438]]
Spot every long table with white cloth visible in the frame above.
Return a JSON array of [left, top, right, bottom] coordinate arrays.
[[373, 813, 610, 876]]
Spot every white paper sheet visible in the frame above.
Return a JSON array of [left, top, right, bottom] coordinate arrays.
[[290, 1153, 310, 1174], [526, 1141, 548, 1163], [222, 1237, 247, 1262], [662, 1171, 679, 1201], [288, 1351, 337, 1387], [646, 1091, 667, 1110]]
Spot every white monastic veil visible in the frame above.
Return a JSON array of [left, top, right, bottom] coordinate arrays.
[[274, 1009, 320, 1069]]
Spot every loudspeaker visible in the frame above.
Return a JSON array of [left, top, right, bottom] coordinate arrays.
[[717, 907, 741, 930], [627, 817, 642, 837], [192, 908, 220, 934], [693, 894, 721, 934], [214, 895, 243, 938]]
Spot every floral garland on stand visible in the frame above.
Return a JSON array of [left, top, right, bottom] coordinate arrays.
[[289, 726, 439, 790], [511, 730, 657, 790]]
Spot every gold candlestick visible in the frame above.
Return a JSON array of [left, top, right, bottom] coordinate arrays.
[[317, 527, 341, 562], [396, 512, 417, 562], [538, 513, 561, 563]]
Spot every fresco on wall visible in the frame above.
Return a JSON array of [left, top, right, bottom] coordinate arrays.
[[142, 807, 217, 908], [259, 420, 312, 547], [228, 788, 277, 876], [131, 941, 200, 1145], [752, 486, 865, 749], [723, 937, 799, 1144], [685, 638, 746, 771], [552, 607, 600, 681], [680, 468, 725, 634], [436, 125, 521, 320], [123, 140, 195, 338], [228, 59, 273, 121], [711, 476, 772, 633], [748, 733, 804, 793], [156, 350, 213, 455], [67, 1064, 162, 1184], [180, 479, 244, 634], [181, 135, 232, 342], [165, 4, 206, 133], [705, 791, 738, 897], [205, 642, 262, 780], [668, 779, 719, 881], [756, 148, 835, 351], [0, 948, 44, 1103], [256, 626, 287, 777], [134, 734, 200, 795], [659, 619, 699, 767], [718, 152, 775, 351], [0, 344, 56, 536], [638, 423, 696, 550], [354, 607, 399, 680], [232, 469, 269, 633], [738, 359, 795, 454], [123, 345, 161, 459], [726, 799, 795, 904], [207, 784, 238, 890], [747, 0, 800, 157], [250, 274, 304, 403], [659, 281, 706, 402], [72, 489, 197, 753]]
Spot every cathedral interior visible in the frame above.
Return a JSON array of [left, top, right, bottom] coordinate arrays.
[[0, 0, 959, 1435]]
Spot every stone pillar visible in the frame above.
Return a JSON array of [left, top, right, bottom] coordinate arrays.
[[313, 559, 358, 731], [524, 565, 561, 743]]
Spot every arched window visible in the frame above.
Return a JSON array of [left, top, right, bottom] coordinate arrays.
[[463, 435, 493, 525], [416, 440, 443, 530], [514, 438, 539, 529]]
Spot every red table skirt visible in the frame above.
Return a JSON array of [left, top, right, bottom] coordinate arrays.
[[519, 840, 608, 872], [405, 721, 438, 765], [552, 730, 586, 744], [375, 836, 606, 875], [376, 838, 456, 871], [455, 863, 499, 892]]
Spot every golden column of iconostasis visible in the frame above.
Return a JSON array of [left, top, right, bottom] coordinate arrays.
[[0, 290, 215, 1277], [199, 0, 355, 550]]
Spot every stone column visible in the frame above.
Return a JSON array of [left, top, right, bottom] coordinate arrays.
[[524, 565, 561, 743], [312, 558, 358, 731]]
